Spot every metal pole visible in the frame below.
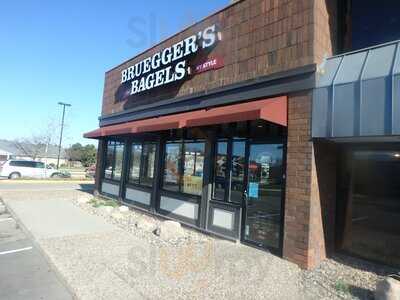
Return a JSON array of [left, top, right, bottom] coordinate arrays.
[[57, 102, 71, 169]]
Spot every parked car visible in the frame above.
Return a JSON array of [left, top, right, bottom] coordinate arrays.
[[0, 160, 69, 179]]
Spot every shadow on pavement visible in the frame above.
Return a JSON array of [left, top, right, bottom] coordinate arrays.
[[78, 184, 95, 195], [348, 285, 374, 300], [330, 254, 398, 276]]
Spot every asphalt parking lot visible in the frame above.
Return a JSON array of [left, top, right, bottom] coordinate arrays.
[[0, 206, 73, 300]]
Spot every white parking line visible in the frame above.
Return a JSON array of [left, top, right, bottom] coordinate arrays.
[[0, 218, 13, 223], [0, 246, 33, 256]]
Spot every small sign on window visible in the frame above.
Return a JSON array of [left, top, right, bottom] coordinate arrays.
[[249, 182, 259, 199]]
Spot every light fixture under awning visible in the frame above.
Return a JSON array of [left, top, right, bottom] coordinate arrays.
[[84, 96, 287, 139]]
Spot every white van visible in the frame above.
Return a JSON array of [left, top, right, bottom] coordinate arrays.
[[0, 160, 64, 179]]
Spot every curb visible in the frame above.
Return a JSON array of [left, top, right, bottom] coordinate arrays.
[[3, 199, 79, 300]]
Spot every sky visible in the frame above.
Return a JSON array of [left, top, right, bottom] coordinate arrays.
[[0, 0, 229, 147]]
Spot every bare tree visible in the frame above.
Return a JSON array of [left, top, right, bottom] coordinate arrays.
[[13, 119, 59, 161]]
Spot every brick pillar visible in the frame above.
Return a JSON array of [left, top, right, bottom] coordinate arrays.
[[94, 139, 105, 195], [283, 91, 337, 269]]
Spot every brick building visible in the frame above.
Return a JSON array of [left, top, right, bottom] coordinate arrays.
[[85, 0, 400, 269]]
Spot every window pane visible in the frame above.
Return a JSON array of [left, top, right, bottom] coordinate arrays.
[[230, 141, 245, 203], [183, 142, 205, 196], [163, 143, 182, 192], [351, 0, 400, 51], [35, 162, 45, 168], [130, 144, 142, 183], [104, 141, 114, 179], [244, 143, 284, 249], [113, 143, 124, 181], [140, 143, 156, 186], [213, 141, 227, 200]]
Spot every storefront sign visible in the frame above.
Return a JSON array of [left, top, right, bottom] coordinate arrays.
[[120, 24, 221, 97], [194, 56, 224, 74]]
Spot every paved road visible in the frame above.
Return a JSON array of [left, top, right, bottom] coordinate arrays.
[[0, 209, 73, 300]]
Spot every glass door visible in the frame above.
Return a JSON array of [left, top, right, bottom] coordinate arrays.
[[242, 142, 285, 251]]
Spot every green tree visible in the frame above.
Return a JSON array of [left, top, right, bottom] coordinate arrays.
[[81, 144, 97, 167], [66, 143, 97, 167]]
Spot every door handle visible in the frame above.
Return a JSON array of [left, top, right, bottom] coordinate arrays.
[[243, 190, 248, 205]]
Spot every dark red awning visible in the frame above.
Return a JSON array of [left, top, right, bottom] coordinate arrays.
[[84, 96, 287, 139]]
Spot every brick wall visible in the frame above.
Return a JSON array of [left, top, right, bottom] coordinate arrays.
[[283, 91, 337, 269], [102, 0, 316, 116], [282, 0, 338, 270], [313, 0, 338, 63], [284, 91, 313, 268]]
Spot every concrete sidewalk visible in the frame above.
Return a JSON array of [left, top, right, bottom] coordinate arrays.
[[2, 190, 145, 300], [5, 196, 114, 239]]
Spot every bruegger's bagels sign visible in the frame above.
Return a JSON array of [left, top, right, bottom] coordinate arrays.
[[120, 24, 221, 97]]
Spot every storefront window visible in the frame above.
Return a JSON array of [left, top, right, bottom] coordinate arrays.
[[128, 142, 156, 187], [129, 144, 142, 183], [141, 143, 156, 186], [114, 143, 124, 180], [213, 141, 227, 200], [183, 142, 205, 196], [163, 141, 205, 196], [163, 143, 182, 192], [212, 139, 245, 203], [230, 141, 245, 203], [103, 140, 125, 181], [104, 141, 114, 179]]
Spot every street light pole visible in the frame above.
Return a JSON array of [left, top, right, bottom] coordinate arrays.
[[57, 102, 71, 169]]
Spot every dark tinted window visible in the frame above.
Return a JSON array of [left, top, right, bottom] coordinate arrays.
[[342, 0, 400, 52], [338, 149, 400, 266], [10, 161, 35, 168]]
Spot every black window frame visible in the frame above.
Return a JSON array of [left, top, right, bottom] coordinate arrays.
[[127, 141, 157, 188], [103, 140, 125, 182], [162, 139, 206, 198]]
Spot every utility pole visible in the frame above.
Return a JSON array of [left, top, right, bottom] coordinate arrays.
[[57, 102, 71, 169]]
